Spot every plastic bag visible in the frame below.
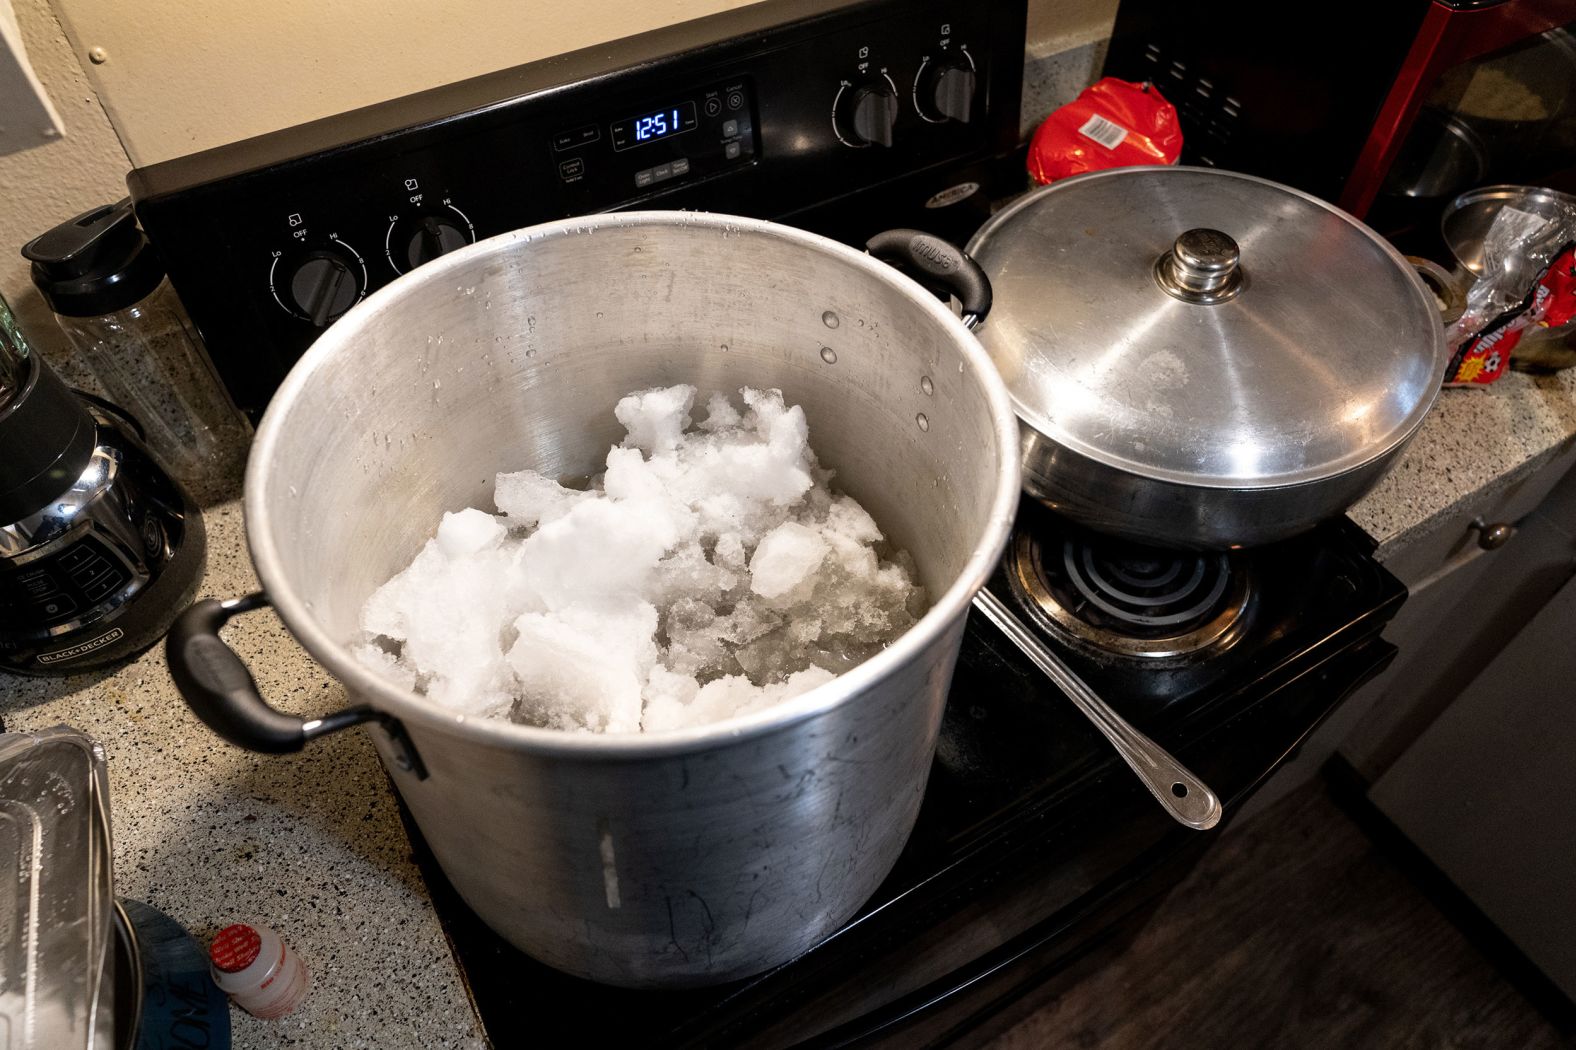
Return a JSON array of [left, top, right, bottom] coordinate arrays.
[[1446, 242, 1576, 385], [1027, 78, 1182, 186], [1445, 197, 1576, 385]]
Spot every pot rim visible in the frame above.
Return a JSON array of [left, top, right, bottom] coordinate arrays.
[[969, 166, 1450, 491], [245, 210, 1023, 759]]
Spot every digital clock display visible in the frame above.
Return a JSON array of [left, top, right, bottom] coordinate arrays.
[[610, 100, 699, 151]]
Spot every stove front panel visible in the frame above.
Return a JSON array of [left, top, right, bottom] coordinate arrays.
[[128, 0, 1027, 417]]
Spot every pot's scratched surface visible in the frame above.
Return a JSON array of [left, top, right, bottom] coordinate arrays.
[[0, 502, 484, 1050]]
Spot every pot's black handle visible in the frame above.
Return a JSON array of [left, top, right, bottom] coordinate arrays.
[[866, 228, 992, 330], [166, 594, 427, 778]]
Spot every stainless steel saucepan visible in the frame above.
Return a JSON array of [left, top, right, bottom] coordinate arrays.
[[967, 166, 1451, 550]]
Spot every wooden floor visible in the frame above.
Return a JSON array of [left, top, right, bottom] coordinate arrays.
[[980, 781, 1567, 1050]]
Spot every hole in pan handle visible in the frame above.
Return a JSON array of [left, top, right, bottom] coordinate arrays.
[[165, 593, 427, 778], [866, 228, 992, 330]]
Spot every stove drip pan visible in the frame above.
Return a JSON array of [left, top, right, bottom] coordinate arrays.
[[1008, 528, 1252, 659]]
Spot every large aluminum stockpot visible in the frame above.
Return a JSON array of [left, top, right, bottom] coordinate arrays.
[[968, 167, 1450, 549], [166, 213, 1020, 987]]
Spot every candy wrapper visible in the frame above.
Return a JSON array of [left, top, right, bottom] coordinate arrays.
[[1027, 78, 1182, 186], [1445, 196, 1576, 386], [1445, 243, 1576, 385]]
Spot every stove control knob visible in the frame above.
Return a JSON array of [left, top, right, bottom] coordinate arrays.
[[403, 216, 469, 268], [918, 59, 977, 123], [286, 250, 361, 327], [837, 81, 899, 148]]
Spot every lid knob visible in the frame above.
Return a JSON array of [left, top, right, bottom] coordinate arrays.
[[1155, 228, 1244, 304]]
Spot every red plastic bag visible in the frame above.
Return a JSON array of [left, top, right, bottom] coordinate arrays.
[[1446, 241, 1576, 385], [1027, 78, 1183, 185]]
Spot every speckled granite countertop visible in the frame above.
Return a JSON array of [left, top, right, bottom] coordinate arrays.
[[2, 366, 1574, 1049], [0, 502, 485, 1049], [1350, 369, 1576, 560]]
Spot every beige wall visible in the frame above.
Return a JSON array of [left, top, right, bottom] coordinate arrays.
[[1028, 0, 1117, 56], [49, 0, 1117, 168], [0, 0, 1118, 345], [0, 0, 130, 369], [0, 0, 1116, 381], [53, 0, 769, 167]]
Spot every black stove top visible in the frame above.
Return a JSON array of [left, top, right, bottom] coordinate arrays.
[[398, 503, 1404, 1048], [116, 0, 1408, 1036]]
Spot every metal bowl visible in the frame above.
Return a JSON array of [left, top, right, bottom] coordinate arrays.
[[1385, 109, 1488, 202], [1442, 184, 1576, 371], [1441, 184, 1576, 277]]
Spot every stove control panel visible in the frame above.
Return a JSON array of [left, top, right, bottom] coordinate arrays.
[[128, 0, 1026, 416], [554, 77, 759, 207]]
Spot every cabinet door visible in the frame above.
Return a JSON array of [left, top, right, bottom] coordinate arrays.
[[1370, 566, 1576, 1001], [1234, 540, 1497, 822], [1243, 453, 1576, 824], [1338, 450, 1576, 784]]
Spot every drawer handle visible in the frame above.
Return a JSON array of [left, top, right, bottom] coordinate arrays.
[[1470, 518, 1516, 551]]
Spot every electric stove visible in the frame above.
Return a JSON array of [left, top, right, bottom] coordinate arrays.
[[122, 0, 1408, 1041], [399, 502, 1403, 1048]]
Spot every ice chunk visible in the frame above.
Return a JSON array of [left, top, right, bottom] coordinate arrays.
[[643, 665, 700, 719], [494, 470, 591, 528], [508, 602, 657, 733], [615, 384, 696, 454], [357, 534, 517, 718], [825, 495, 882, 545], [700, 391, 743, 431], [436, 508, 506, 557], [644, 666, 835, 732], [520, 496, 683, 607], [354, 384, 927, 735], [351, 642, 418, 693], [360, 540, 444, 641], [648, 544, 738, 608], [714, 532, 747, 571], [749, 522, 830, 598]]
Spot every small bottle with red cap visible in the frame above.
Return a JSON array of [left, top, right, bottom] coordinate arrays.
[[209, 922, 310, 1019]]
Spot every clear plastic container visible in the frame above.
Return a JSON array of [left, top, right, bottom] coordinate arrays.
[[23, 201, 250, 498], [0, 728, 116, 1050], [0, 289, 32, 408], [52, 277, 251, 485]]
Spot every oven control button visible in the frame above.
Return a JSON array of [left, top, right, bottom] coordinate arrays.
[[835, 80, 899, 148], [285, 250, 362, 327], [915, 56, 977, 123]]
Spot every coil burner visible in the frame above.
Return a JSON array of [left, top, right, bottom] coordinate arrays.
[[1009, 528, 1251, 658]]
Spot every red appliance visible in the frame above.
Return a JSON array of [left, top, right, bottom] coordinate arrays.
[[1342, 0, 1576, 218], [1103, 0, 1576, 243]]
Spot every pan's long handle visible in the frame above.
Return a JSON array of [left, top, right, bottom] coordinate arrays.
[[972, 588, 1223, 830]]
